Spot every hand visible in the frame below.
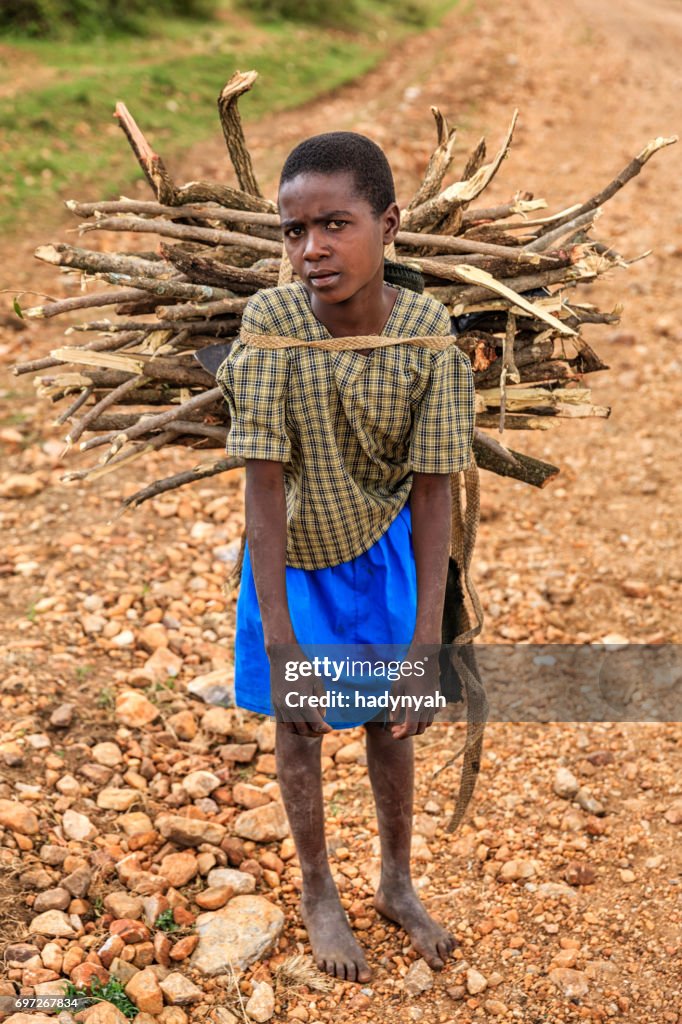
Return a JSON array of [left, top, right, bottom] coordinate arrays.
[[268, 642, 333, 737], [388, 641, 442, 740]]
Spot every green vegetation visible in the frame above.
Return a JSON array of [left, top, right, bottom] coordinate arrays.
[[0, 0, 458, 231], [154, 908, 181, 933], [0, 0, 218, 39], [62, 978, 138, 1019]]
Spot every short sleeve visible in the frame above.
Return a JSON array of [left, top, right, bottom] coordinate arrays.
[[409, 344, 475, 473], [216, 298, 291, 462]]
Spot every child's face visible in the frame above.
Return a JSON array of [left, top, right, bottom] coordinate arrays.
[[278, 171, 400, 305]]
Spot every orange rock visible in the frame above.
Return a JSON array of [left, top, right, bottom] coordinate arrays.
[[70, 962, 110, 989], [195, 886, 233, 911], [168, 935, 199, 961], [110, 919, 151, 944]]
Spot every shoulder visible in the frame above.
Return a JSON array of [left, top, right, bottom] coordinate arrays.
[[391, 288, 451, 338], [242, 282, 312, 337]]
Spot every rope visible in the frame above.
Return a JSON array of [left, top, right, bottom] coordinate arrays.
[[240, 328, 458, 352]]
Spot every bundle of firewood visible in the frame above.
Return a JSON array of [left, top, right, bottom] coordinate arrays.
[[13, 70, 676, 511]]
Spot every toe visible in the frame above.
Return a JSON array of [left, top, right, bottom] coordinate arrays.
[[346, 960, 357, 983]]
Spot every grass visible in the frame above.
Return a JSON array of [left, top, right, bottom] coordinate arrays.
[[0, 0, 458, 233], [62, 978, 138, 1019]]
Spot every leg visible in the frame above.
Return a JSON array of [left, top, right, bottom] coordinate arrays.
[[365, 722, 456, 969], [275, 723, 371, 982]]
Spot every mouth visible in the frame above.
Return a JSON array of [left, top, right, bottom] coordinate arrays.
[[307, 270, 340, 289]]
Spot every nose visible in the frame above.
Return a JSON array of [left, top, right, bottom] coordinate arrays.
[[303, 227, 329, 262]]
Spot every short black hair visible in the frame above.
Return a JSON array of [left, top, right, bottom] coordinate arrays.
[[279, 132, 396, 216]]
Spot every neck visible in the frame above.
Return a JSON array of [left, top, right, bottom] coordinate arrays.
[[308, 266, 396, 338]]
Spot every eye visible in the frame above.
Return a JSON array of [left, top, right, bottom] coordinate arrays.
[[284, 226, 304, 238], [326, 220, 347, 231]]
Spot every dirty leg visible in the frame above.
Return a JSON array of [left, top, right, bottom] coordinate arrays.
[[365, 722, 456, 969], [275, 724, 371, 982]]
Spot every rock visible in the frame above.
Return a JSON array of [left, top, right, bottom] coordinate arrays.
[[62, 946, 85, 974], [56, 774, 81, 796], [0, 799, 39, 835], [116, 690, 159, 727], [4, 1017, 54, 1024], [125, 968, 164, 1015], [233, 803, 289, 842], [62, 867, 92, 898], [20, 867, 53, 889], [564, 862, 597, 886], [39, 844, 68, 867], [576, 787, 604, 815], [108, 957, 140, 985], [245, 981, 275, 1022], [335, 740, 365, 764], [29, 910, 76, 937], [33, 888, 71, 913], [138, 623, 169, 651], [157, 814, 227, 848], [466, 968, 488, 995], [192, 896, 285, 974], [403, 958, 434, 996], [62, 809, 97, 842], [219, 742, 258, 763], [498, 859, 536, 882], [255, 721, 276, 753], [548, 968, 589, 999], [97, 788, 141, 811], [142, 894, 169, 928], [144, 646, 183, 683], [553, 767, 579, 799], [103, 893, 143, 919], [195, 885, 233, 910], [154, 931, 172, 968], [0, 472, 45, 497], [70, 962, 110, 988], [621, 579, 649, 598], [167, 711, 197, 741], [50, 703, 75, 728], [233, 783, 272, 809], [206, 868, 256, 895], [40, 942, 63, 973], [188, 671, 234, 706], [159, 1010, 188, 1024], [119, 812, 154, 836], [5, 943, 42, 968], [536, 882, 579, 900], [159, 851, 199, 887], [110, 918, 151, 943], [169, 935, 199, 960], [81, 1002, 129, 1024], [98, 935, 125, 969], [182, 770, 221, 799], [664, 798, 682, 825], [92, 742, 123, 767], [158, 972, 203, 1005]]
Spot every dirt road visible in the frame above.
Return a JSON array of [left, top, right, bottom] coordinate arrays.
[[1, 0, 681, 1021]]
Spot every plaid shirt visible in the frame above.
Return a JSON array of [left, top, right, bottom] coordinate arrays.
[[217, 282, 475, 569]]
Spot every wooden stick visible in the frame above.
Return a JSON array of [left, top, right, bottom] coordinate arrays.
[[160, 243, 277, 291], [396, 229, 550, 261], [524, 209, 598, 253], [35, 243, 177, 280], [114, 102, 176, 204], [54, 386, 94, 426], [405, 107, 457, 211], [115, 455, 244, 513], [473, 439, 559, 487], [217, 71, 263, 197], [156, 296, 249, 321], [13, 330, 143, 375], [534, 134, 677, 238], [79, 387, 222, 449], [97, 272, 235, 302], [79, 214, 282, 255], [23, 288, 148, 319], [460, 137, 487, 182], [65, 376, 148, 446], [476, 413, 553, 431]]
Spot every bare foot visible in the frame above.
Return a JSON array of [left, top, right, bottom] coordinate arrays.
[[374, 884, 456, 970], [301, 892, 371, 982]]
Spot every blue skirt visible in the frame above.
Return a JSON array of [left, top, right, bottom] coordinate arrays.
[[234, 503, 417, 728]]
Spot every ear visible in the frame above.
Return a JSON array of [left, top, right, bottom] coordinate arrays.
[[381, 201, 401, 244]]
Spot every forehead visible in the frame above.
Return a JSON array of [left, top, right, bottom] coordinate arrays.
[[278, 170, 371, 217]]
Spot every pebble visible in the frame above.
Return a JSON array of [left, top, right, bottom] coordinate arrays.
[[195, 885, 234, 910], [33, 888, 71, 913], [245, 981, 275, 1022], [115, 691, 159, 728], [0, 799, 40, 835], [144, 647, 182, 683], [125, 968, 164, 1015], [206, 868, 256, 895], [403, 958, 434, 996], [187, 672, 234, 706], [548, 967, 589, 998], [498, 859, 536, 882], [182, 770, 221, 799], [233, 802, 289, 842], [466, 968, 488, 995], [104, 893, 143, 919], [62, 809, 97, 841], [233, 782, 272, 809], [158, 972, 203, 1005], [97, 788, 141, 811], [81, 1003, 129, 1024], [159, 851, 199, 887], [167, 711, 198, 740], [29, 910, 76, 937], [192, 896, 284, 974], [157, 814, 227, 848], [663, 798, 682, 825], [92, 742, 123, 767], [576, 787, 605, 815], [553, 767, 580, 799], [49, 703, 75, 728]]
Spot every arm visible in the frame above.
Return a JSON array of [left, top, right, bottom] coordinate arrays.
[[410, 471, 452, 645], [244, 459, 295, 652]]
